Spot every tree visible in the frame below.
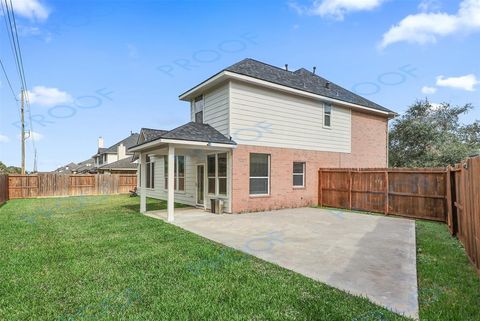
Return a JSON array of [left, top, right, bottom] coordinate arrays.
[[389, 99, 480, 167], [0, 161, 21, 174]]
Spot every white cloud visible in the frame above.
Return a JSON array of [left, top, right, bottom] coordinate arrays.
[[289, 0, 386, 20], [10, 0, 50, 21], [380, 0, 480, 48], [421, 86, 437, 94], [418, 0, 442, 12], [0, 134, 10, 143], [27, 86, 73, 106], [436, 74, 480, 91]]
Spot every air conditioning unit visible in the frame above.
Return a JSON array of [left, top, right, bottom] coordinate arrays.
[[210, 198, 224, 214]]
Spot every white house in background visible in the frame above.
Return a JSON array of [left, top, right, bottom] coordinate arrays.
[[92, 133, 140, 174], [129, 58, 396, 221]]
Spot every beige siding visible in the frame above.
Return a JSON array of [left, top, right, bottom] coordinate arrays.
[[141, 150, 232, 212], [144, 155, 196, 206], [203, 84, 229, 136], [106, 154, 117, 164], [190, 101, 195, 122], [229, 81, 351, 153]]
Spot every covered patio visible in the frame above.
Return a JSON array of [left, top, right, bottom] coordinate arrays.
[[129, 122, 237, 222]]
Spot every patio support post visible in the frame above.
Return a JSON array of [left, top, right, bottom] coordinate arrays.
[[140, 152, 147, 213], [167, 144, 175, 222]]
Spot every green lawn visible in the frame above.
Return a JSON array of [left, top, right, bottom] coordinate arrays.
[[0, 196, 478, 320]]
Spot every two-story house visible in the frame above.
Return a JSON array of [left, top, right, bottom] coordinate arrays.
[[93, 133, 140, 174], [130, 59, 396, 221]]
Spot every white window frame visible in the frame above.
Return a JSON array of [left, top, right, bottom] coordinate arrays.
[[146, 156, 155, 189], [207, 154, 216, 195], [323, 103, 332, 128], [207, 153, 228, 196], [293, 162, 305, 188], [194, 94, 204, 124], [249, 153, 270, 196], [164, 155, 185, 192]]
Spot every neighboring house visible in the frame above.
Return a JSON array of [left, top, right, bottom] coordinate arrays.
[[92, 133, 140, 174], [74, 158, 96, 174], [53, 158, 95, 174], [97, 156, 138, 174], [130, 58, 396, 220], [53, 162, 80, 174]]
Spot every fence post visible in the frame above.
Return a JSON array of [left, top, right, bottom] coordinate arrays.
[[384, 170, 389, 215], [348, 170, 352, 210], [318, 170, 323, 207], [446, 166, 453, 234]]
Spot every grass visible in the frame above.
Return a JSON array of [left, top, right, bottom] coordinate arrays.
[[416, 220, 480, 320], [0, 196, 479, 320]]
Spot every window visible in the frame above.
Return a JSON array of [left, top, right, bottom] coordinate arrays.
[[207, 155, 216, 194], [249, 154, 270, 195], [195, 110, 203, 123], [293, 162, 305, 187], [218, 153, 227, 195], [323, 104, 332, 127], [164, 155, 185, 191], [146, 156, 155, 189], [207, 153, 228, 195], [194, 95, 204, 124]]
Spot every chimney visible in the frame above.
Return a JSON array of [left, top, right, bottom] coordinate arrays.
[[117, 143, 126, 160], [98, 136, 104, 148], [285, 64, 288, 71], [325, 82, 331, 89], [313, 66, 316, 74]]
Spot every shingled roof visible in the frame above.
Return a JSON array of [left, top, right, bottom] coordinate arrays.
[[98, 156, 137, 170], [222, 59, 393, 113], [132, 122, 236, 149], [104, 133, 140, 153], [140, 128, 169, 142]]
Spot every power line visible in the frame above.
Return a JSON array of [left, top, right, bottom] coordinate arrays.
[[0, 57, 22, 123], [0, 57, 19, 102], [2, 0, 37, 172], [0, 1, 22, 123], [8, 0, 36, 156]]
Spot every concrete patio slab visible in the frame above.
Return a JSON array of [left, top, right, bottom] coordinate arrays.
[[146, 207, 418, 319]]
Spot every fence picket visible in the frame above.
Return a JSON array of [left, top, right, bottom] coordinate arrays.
[[6, 174, 137, 199]]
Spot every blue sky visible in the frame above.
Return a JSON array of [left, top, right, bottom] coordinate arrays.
[[1, 0, 479, 171]]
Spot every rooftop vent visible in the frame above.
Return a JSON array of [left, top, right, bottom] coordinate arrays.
[[285, 64, 288, 71], [325, 82, 331, 89], [313, 66, 316, 74]]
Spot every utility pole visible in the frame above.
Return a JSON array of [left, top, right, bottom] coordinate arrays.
[[21, 89, 25, 174], [33, 150, 37, 173]]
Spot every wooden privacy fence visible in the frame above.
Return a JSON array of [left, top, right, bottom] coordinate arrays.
[[0, 174, 7, 205], [7, 174, 137, 199], [318, 167, 448, 222], [449, 156, 480, 275]]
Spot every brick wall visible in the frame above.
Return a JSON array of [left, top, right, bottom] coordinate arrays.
[[231, 111, 388, 213]]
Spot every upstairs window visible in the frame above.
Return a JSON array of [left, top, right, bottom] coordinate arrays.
[[323, 104, 332, 128], [194, 95, 204, 124]]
